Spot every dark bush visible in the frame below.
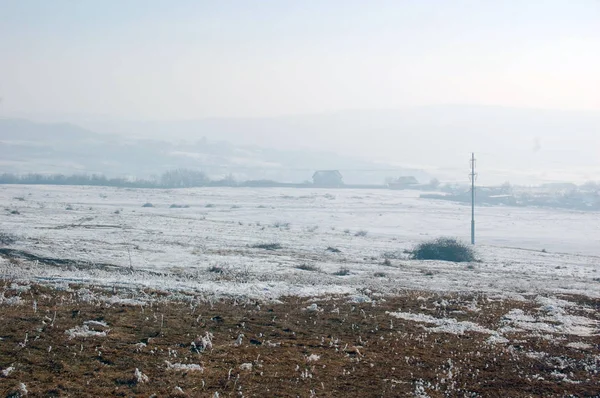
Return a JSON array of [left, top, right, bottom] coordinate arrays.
[[410, 237, 476, 263], [169, 204, 190, 209], [333, 267, 350, 276], [251, 243, 282, 251], [208, 265, 226, 274], [326, 246, 341, 253], [142, 203, 153, 208], [296, 263, 321, 272]]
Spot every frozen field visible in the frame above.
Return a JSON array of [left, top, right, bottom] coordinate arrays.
[[1, 185, 599, 300]]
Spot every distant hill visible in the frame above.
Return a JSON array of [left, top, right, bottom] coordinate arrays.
[[81, 105, 600, 184], [0, 118, 427, 184]]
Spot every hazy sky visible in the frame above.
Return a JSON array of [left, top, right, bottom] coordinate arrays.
[[1, 0, 599, 120]]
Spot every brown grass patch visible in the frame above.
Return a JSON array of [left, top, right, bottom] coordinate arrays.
[[0, 283, 598, 397]]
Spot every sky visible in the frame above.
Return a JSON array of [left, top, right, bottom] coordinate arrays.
[[1, 0, 599, 120]]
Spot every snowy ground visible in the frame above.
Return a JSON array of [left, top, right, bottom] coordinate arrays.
[[1, 185, 599, 300]]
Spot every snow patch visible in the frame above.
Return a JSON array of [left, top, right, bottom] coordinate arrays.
[[166, 361, 204, 372], [0, 294, 22, 306], [306, 354, 321, 362], [134, 368, 149, 384], [65, 325, 108, 339], [83, 320, 109, 328], [239, 363, 253, 371], [566, 342, 593, 350], [387, 311, 498, 336], [1, 366, 14, 377], [501, 305, 599, 337]]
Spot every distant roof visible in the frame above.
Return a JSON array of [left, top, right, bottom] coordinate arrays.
[[391, 176, 418, 184], [313, 170, 342, 178]]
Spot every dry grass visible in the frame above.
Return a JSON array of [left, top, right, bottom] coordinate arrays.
[[0, 283, 599, 397]]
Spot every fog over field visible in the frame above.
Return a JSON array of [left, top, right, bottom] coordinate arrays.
[[1, 1, 599, 185]]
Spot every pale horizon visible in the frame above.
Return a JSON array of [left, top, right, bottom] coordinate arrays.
[[1, 1, 599, 120], [1, 1, 600, 185]]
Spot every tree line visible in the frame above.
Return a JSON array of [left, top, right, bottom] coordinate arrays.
[[0, 169, 226, 189]]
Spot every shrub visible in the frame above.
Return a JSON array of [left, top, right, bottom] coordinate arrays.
[[169, 204, 190, 209], [382, 258, 392, 266], [208, 265, 226, 274], [333, 267, 350, 276], [355, 230, 368, 237], [326, 246, 341, 253], [410, 237, 476, 263], [251, 243, 282, 251], [374, 272, 386, 278], [205, 204, 216, 208], [272, 221, 291, 229], [142, 203, 154, 208], [296, 263, 321, 272]]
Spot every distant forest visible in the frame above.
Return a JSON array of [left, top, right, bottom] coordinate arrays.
[[0, 169, 237, 189]]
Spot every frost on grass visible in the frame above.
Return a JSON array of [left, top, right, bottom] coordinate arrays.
[[349, 295, 371, 303], [192, 332, 213, 352], [83, 320, 109, 328], [486, 334, 509, 344], [104, 296, 147, 306], [1, 366, 14, 377], [166, 361, 204, 372], [9, 283, 30, 293], [306, 354, 321, 362], [134, 368, 149, 384], [566, 342, 593, 350], [0, 294, 23, 306], [239, 363, 253, 371], [387, 311, 499, 336], [500, 307, 599, 337], [65, 325, 109, 339], [134, 342, 147, 352]]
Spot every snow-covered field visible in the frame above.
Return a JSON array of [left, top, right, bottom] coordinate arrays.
[[1, 185, 599, 300]]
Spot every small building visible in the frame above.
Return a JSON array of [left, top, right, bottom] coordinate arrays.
[[312, 170, 343, 187]]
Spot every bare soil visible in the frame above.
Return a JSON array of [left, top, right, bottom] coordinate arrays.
[[0, 282, 598, 397]]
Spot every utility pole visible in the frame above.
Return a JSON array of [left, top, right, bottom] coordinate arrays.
[[469, 153, 477, 245]]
